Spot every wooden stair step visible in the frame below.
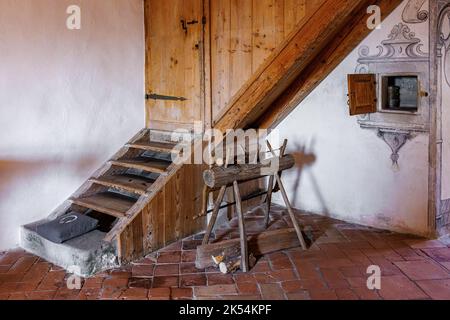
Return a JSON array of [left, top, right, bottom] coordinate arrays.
[[110, 157, 170, 174], [127, 140, 179, 153], [89, 174, 155, 196], [70, 192, 136, 218]]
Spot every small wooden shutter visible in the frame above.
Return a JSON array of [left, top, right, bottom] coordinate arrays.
[[347, 74, 377, 116]]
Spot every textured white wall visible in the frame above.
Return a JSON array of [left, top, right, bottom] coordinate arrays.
[[272, 1, 430, 236], [0, 0, 145, 250]]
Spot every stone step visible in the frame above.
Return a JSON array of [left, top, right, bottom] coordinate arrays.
[[20, 220, 119, 277]]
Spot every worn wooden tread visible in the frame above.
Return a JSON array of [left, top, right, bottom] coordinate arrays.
[[110, 157, 171, 174], [89, 174, 155, 196], [127, 140, 179, 153], [70, 192, 136, 218]]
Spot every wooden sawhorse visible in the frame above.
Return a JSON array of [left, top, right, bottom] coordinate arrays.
[[200, 140, 307, 272]]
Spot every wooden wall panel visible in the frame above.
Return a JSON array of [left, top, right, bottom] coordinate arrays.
[[229, 0, 253, 99], [210, 0, 232, 124], [284, 0, 307, 34], [252, 0, 285, 71], [210, 0, 321, 122], [118, 164, 206, 263]]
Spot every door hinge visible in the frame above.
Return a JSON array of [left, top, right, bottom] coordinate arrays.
[[202, 16, 207, 25], [146, 93, 187, 101]]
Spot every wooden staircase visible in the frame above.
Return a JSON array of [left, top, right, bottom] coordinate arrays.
[[23, 129, 205, 268], [68, 129, 172, 223]]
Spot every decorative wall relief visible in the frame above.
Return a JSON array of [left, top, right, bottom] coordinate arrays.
[[439, 11, 450, 86], [356, 23, 428, 72], [354, 23, 430, 167], [402, 0, 429, 24], [377, 129, 412, 166]]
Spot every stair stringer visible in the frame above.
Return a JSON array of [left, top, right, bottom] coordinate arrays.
[[104, 154, 207, 263]]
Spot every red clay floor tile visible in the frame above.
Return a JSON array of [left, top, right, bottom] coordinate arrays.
[[393, 260, 450, 281], [180, 274, 207, 287], [377, 275, 429, 300], [416, 279, 450, 300], [259, 283, 285, 300], [207, 273, 235, 285], [152, 276, 179, 288], [148, 287, 171, 300], [171, 287, 193, 300], [119, 288, 148, 300], [157, 251, 181, 264], [154, 264, 179, 277], [237, 282, 260, 295]]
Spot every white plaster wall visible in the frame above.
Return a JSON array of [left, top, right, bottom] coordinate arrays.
[[272, 1, 430, 236], [0, 0, 145, 250]]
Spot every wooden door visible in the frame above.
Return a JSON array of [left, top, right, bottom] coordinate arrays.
[[347, 74, 377, 116], [145, 0, 205, 131]]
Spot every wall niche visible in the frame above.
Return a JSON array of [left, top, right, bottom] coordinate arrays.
[[380, 74, 419, 112]]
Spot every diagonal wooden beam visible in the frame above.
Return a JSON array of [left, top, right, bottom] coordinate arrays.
[[213, 0, 374, 131], [255, 0, 403, 129]]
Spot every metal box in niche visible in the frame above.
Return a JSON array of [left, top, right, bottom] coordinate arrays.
[[381, 75, 419, 112]]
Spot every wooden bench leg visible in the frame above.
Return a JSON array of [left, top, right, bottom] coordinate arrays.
[[275, 173, 307, 250], [233, 180, 249, 272], [202, 186, 227, 245]]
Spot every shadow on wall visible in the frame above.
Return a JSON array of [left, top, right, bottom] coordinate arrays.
[[289, 139, 331, 217], [0, 157, 98, 193], [0, 156, 101, 250]]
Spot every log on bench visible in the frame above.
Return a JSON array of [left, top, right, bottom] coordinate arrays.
[[203, 154, 295, 188]]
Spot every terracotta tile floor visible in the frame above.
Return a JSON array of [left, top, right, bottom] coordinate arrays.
[[1, 205, 450, 300]]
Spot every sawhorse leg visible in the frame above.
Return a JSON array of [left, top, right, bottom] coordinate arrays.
[[275, 173, 307, 250], [233, 180, 249, 272], [264, 175, 274, 229], [202, 186, 227, 245]]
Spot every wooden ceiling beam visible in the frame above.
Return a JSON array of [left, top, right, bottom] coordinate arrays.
[[212, 0, 375, 131], [255, 0, 403, 129]]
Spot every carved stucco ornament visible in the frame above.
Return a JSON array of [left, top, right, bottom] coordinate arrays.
[[377, 130, 412, 167], [354, 23, 428, 167], [356, 22, 428, 73], [439, 11, 450, 87], [402, 0, 429, 24]]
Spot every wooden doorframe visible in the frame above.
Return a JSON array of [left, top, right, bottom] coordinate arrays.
[[202, 0, 212, 131]]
